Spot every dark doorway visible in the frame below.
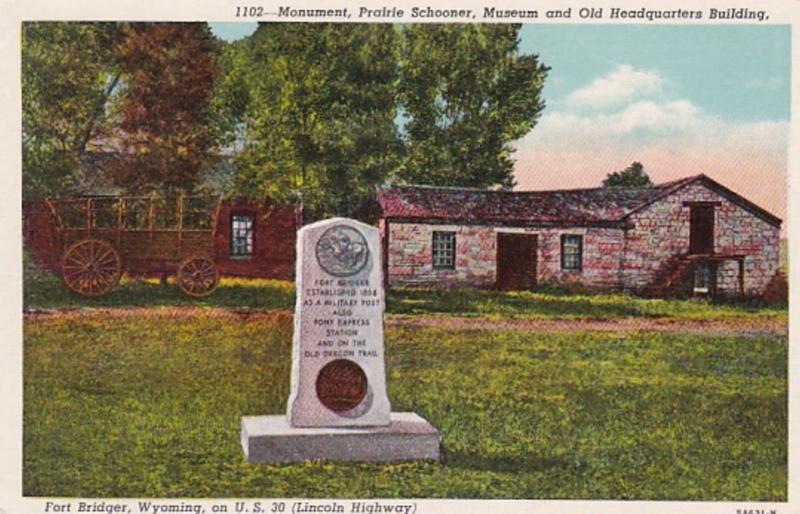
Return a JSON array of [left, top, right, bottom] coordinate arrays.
[[692, 261, 718, 296], [689, 205, 715, 254], [496, 233, 538, 290]]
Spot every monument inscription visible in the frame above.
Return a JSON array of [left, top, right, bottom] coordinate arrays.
[[241, 217, 440, 463], [287, 218, 391, 427]]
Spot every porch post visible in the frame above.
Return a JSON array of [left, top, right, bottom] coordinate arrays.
[[382, 219, 390, 289], [738, 258, 745, 299]]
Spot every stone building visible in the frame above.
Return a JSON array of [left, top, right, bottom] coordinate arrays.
[[377, 174, 782, 298]]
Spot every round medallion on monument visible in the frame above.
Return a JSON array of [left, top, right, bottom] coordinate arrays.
[[315, 359, 368, 413], [315, 224, 369, 277]]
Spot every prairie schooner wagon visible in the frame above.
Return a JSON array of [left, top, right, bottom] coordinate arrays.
[[46, 196, 222, 297]]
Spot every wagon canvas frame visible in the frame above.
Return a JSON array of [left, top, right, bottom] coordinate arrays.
[[45, 195, 223, 297]]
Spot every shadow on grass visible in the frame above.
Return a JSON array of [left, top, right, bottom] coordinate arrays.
[[443, 448, 586, 474], [387, 288, 634, 318], [387, 286, 786, 320], [23, 248, 295, 310], [24, 251, 785, 319], [388, 288, 643, 319], [23, 273, 295, 311]]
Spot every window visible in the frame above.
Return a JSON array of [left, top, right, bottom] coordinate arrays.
[[561, 235, 583, 271], [693, 262, 715, 295], [231, 214, 254, 257], [432, 231, 456, 269]]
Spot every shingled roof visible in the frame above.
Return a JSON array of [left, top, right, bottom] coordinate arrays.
[[377, 174, 781, 228]]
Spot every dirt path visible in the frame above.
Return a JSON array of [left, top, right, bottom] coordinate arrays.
[[23, 306, 787, 336]]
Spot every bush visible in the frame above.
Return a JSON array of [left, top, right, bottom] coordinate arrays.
[[763, 271, 788, 306]]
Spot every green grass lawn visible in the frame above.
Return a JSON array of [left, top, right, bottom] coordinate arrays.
[[24, 255, 787, 321], [387, 286, 786, 321], [23, 315, 787, 499], [23, 254, 294, 310]]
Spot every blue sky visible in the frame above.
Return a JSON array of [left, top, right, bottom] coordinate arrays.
[[210, 23, 790, 122], [511, 24, 789, 225], [519, 24, 790, 122], [209, 22, 257, 43], [209, 22, 789, 221]]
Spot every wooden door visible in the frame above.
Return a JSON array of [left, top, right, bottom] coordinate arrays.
[[689, 205, 715, 254], [496, 233, 538, 290]]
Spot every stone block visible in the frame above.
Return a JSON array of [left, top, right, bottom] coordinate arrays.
[[287, 218, 390, 428], [241, 412, 441, 464]]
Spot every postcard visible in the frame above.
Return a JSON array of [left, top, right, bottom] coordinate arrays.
[[3, 0, 797, 513]]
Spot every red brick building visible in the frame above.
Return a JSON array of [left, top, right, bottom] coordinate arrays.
[[213, 200, 296, 279], [377, 175, 783, 298]]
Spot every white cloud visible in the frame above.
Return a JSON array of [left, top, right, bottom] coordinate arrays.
[[512, 62, 788, 224], [613, 99, 698, 132], [513, 82, 788, 224], [565, 64, 663, 110], [527, 97, 786, 150], [540, 99, 699, 138]]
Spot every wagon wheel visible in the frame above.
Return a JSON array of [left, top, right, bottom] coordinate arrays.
[[60, 239, 122, 297], [176, 255, 219, 297]]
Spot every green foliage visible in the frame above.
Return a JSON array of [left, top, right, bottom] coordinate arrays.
[[780, 239, 788, 275], [602, 161, 654, 188], [107, 23, 220, 195], [214, 23, 550, 215], [22, 250, 63, 301], [399, 24, 549, 188], [210, 40, 252, 150], [22, 22, 220, 198], [24, 22, 551, 209], [219, 24, 402, 220], [24, 317, 786, 499], [21, 22, 121, 199]]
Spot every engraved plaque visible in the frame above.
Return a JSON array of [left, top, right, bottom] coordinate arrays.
[[315, 359, 368, 412], [315, 224, 369, 277]]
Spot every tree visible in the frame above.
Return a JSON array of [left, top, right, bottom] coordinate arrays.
[[399, 24, 549, 189], [222, 23, 401, 220], [211, 39, 252, 155], [602, 162, 653, 188], [21, 22, 121, 200], [107, 23, 219, 195]]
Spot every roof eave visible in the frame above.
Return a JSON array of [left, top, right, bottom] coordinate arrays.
[[622, 174, 782, 228], [383, 215, 631, 229]]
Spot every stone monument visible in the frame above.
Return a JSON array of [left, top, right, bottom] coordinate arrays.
[[241, 218, 440, 463]]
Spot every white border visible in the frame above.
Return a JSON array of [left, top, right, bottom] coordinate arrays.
[[2, 1, 796, 512]]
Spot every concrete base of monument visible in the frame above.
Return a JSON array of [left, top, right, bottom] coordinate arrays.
[[241, 412, 440, 464]]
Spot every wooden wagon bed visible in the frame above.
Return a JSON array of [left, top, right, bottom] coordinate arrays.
[[46, 196, 222, 298]]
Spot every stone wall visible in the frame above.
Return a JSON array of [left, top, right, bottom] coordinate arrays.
[[538, 227, 625, 289], [385, 223, 495, 287], [716, 260, 741, 295], [385, 222, 625, 289], [623, 182, 781, 296]]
